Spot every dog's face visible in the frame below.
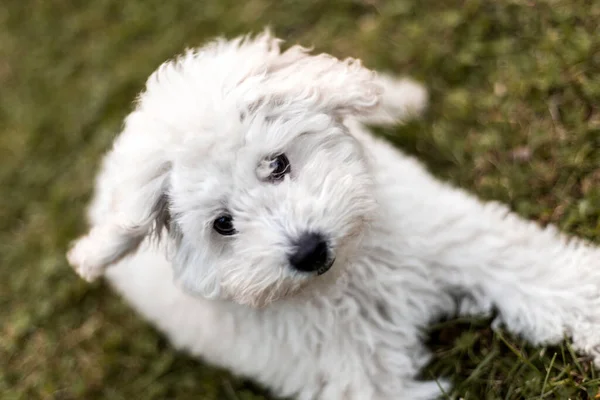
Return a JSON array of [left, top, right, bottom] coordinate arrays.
[[167, 99, 376, 307], [68, 32, 382, 307]]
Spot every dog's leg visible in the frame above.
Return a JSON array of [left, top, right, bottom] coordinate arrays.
[[404, 180, 600, 363]]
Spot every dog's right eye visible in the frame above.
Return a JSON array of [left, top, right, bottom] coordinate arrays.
[[213, 214, 236, 236], [268, 154, 290, 183]]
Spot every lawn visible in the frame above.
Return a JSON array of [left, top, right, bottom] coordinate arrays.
[[1, 0, 599, 398]]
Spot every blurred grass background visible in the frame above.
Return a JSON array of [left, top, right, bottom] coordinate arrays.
[[1, 0, 599, 398]]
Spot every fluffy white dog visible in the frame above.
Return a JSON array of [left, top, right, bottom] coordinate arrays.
[[67, 31, 600, 399]]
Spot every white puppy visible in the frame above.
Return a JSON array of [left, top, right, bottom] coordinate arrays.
[[68, 31, 600, 399]]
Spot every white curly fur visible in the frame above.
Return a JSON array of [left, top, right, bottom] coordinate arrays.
[[67, 31, 600, 399]]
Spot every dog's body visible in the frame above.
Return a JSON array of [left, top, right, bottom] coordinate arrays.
[[68, 32, 600, 400]]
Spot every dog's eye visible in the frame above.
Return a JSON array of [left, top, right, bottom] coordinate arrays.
[[213, 214, 236, 236], [268, 154, 290, 182]]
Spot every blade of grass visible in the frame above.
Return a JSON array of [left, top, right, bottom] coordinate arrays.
[[540, 351, 557, 398]]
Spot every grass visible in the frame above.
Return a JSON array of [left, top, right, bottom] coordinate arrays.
[[1, 0, 599, 398]]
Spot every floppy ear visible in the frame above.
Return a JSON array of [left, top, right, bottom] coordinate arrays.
[[67, 111, 171, 282], [271, 54, 428, 124], [304, 55, 383, 117], [260, 46, 383, 118]]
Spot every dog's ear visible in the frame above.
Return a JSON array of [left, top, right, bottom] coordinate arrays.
[[67, 112, 171, 281], [263, 48, 383, 118], [304, 55, 382, 117]]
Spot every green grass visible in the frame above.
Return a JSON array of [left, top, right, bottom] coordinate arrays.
[[1, 0, 599, 398]]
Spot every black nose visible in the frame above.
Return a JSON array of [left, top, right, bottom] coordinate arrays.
[[289, 233, 330, 273]]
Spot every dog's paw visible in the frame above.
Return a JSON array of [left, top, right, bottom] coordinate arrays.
[[66, 236, 106, 282], [571, 312, 600, 367], [573, 339, 600, 368]]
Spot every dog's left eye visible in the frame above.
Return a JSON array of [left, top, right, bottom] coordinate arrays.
[[213, 214, 236, 236], [268, 154, 290, 182]]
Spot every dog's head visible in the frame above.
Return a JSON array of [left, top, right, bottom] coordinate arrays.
[[68, 31, 382, 307]]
